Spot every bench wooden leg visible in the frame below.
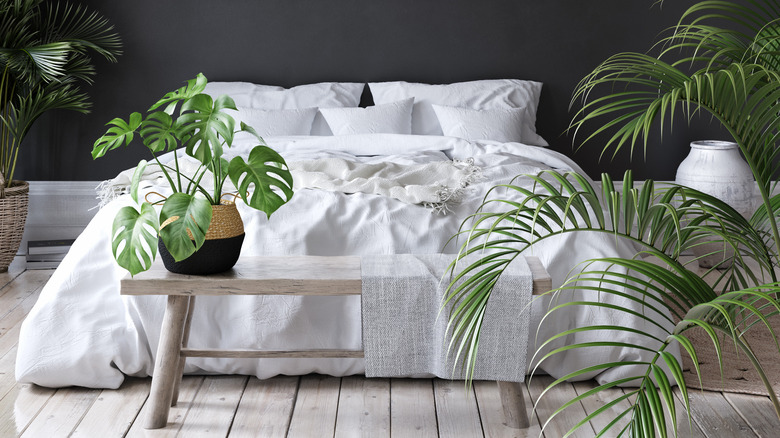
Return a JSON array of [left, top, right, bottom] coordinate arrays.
[[497, 380, 530, 429], [171, 296, 196, 406], [145, 295, 190, 429]]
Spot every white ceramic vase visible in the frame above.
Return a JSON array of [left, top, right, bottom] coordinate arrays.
[[675, 140, 755, 268]]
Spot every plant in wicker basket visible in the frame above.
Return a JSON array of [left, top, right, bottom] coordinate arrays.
[[91, 73, 294, 276], [0, 0, 121, 271]]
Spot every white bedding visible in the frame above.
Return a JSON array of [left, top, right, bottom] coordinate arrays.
[[16, 134, 679, 388]]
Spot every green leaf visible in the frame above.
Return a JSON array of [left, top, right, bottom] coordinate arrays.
[[158, 193, 212, 261], [140, 111, 178, 153], [148, 73, 208, 113], [91, 112, 142, 159], [130, 160, 148, 204], [20, 42, 72, 82], [239, 122, 266, 144], [228, 146, 294, 217], [111, 203, 159, 276], [176, 94, 236, 165]]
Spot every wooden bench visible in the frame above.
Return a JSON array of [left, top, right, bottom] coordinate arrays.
[[120, 255, 552, 430]]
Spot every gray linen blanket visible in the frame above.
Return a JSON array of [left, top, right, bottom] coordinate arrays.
[[361, 254, 532, 382]]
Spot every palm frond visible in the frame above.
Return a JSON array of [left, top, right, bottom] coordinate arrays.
[[661, 0, 780, 71], [37, 1, 122, 62], [532, 257, 780, 435], [0, 0, 121, 186], [442, 1, 780, 436], [445, 168, 780, 435]]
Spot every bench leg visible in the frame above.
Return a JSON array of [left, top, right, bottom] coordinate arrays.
[[145, 295, 189, 429], [497, 380, 530, 429], [171, 296, 196, 406]]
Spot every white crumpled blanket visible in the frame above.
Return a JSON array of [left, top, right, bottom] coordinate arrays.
[[98, 148, 482, 214]]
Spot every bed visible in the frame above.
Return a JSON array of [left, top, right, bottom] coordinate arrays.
[[15, 78, 679, 389]]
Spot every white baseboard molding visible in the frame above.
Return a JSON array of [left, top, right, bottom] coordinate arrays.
[[20, 181, 102, 255]]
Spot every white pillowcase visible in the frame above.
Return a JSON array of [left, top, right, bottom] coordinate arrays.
[[432, 105, 542, 144], [319, 98, 414, 135], [204, 82, 365, 135], [246, 82, 365, 135], [227, 107, 318, 137], [369, 79, 546, 145], [203, 81, 285, 107]]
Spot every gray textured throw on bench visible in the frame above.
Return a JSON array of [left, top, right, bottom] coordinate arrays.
[[361, 254, 532, 382]]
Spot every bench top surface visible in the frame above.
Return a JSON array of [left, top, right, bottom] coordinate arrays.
[[121, 256, 362, 296], [120, 255, 551, 296]]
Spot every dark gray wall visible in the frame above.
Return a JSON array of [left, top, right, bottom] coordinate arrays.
[[18, 0, 723, 182]]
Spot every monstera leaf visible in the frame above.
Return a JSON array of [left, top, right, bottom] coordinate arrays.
[[158, 193, 213, 261], [111, 202, 160, 276], [148, 73, 208, 114], [176, 94, 236, 166], [228, 146, 294, 218], [139, 111, 177, 153], [91, 112, 142, 159]]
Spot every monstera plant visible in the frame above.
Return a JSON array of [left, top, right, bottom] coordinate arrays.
[[92, 74, 293, 275], [446, 1, 780, 436]]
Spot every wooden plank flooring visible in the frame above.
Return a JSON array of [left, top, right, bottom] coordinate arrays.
[[2, 258, 780, 437]]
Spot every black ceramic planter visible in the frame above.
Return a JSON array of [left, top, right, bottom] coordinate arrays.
[[158, 233, 245, 275]]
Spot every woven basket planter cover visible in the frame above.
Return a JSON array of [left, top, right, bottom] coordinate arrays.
[[0, 181, 29, 272], [160, 201, 245, 275]]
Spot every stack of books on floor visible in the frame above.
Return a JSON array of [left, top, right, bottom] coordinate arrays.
[[26, 239, 75, 269]]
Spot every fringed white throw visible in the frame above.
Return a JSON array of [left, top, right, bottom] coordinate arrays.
[[361, 254, 532, 382], [97, 156, 481, 214], [289, 157, 481, 214]]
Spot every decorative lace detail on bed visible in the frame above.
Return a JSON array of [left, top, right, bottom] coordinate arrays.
[[361, 254, 532, 382]]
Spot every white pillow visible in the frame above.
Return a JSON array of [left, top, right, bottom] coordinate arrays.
[[228, 107, 318, 137], [369, 79, 545, 145], [246, 82, 365, 135], [432, 105, 546, 145], [319, 98, 413, 135], [203, 81, 284, 107]]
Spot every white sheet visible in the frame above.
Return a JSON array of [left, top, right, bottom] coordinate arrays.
[[16, 134, 679, 388]]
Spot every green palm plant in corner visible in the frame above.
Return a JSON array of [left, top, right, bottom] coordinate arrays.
[[0, 0, 121, 190], [446, 0, 780, 436]]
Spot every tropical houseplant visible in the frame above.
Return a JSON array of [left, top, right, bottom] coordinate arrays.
[[0, 0, 121, 271], [91, 73, 294, 276], [445, 0, 780, 436]]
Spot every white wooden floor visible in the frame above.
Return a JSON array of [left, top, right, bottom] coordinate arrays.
[[2, 258, 780, 437]]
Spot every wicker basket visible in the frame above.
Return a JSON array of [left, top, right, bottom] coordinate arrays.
[[159, 201, 245, 275], [0, 181, 30, 272], [198, 201, 244, 240]]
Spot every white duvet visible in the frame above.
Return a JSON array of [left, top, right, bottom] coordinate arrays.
[[16, 134, 679, 388]]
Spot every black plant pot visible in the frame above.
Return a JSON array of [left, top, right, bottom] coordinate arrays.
[[158, 233, 245, 275]]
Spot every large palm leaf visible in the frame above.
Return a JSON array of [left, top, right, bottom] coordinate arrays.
[[0, 0, 121, 187], [660, 0, 780, 72], [446, 1, 780, 436], [570, 1, 780, 250], [445, 171, 780, 436]]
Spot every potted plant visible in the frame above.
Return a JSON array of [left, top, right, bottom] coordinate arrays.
[[91, 73, 294, 276], [445, 0, 780, 436], [0, 0, 121, 272]]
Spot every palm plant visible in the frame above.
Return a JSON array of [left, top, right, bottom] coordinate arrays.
[[0, 0, 121, 191], [445, 1, 780, 436]]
